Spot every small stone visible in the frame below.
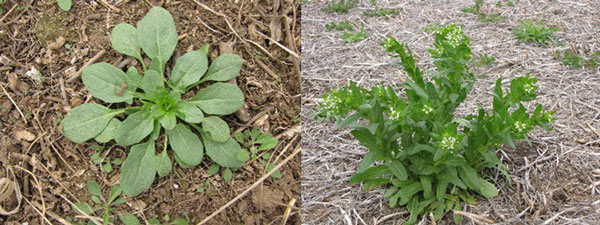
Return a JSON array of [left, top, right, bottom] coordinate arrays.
[[48, 36, 66, 51], [14, 130, 36, 141]]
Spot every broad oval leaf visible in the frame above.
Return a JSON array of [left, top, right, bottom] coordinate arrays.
[[200, 53, 243, 82], [86, 180, 102, 197], [188, 83, 244, 115], [61, 103, 120, 143], [95, 118, 122, 143], [159, 112, 176, 130], [115, 109, 154, 146], [137, 6, 178, 74], [165, 124, 203, 166], [168, 51, 208, 92], [82, 63, 134, 103], [174, 101, 204, 123], [478, 178, 499, 198], [119, 213, 141, 225], [57, 0, 71, 11], [120, 140, 156, 197], [203, 134, 245, 168], [202, 116, 230, 143], [142, 70, 166, 100], [111, 23, 141, 59], [126, 67, 143, 90], [153, 150, 172, 177]]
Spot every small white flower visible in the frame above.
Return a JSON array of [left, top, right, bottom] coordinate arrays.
[[515, 121, 527, 133], [323, 94, 341, 111], [390, 107, 402, 120], [441, 135, 457, 151], [422, 105, 433, 114], [523, 83, 534, 94]]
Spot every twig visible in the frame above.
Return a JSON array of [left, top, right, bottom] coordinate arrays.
[[67, 49, 106, 82], [13, 166, 47, 222], [256, 31, 300, 59], [197, 144, 301, 225], [281, 198, 297, 225], [98, 0, 121, 12], [0, 4, 17, 23], [453, 210, 496, 224], [29, 200, 73, 225], [255, 57, 280, 80], [0, 83, 27, 124], [59, 194, 103, 225]]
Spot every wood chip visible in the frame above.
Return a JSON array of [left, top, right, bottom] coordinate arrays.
[[14, 130, 35, 142], [48, 36, 66, 51]]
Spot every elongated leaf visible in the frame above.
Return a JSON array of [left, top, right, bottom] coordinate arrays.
[[137, 7, 178, 74], [203, 134, 245, 168], [356, 151, 381, 173], [188, 83, 244, 115], [142, 70, 166, 100], [115, 109, 154, 146], [398, 182, 423, 203], [386, 160, 408, 181], [120, 141, 156, 197], [168, 51, 208, 92], [350, 165, 389, 183], [61, 103, 121, 143], [421, 176, 433, 199], [478, 178, 499, 198], [111, 23, 141, 59], [165, 124, 203, 166], [108, 184, 122, 204], [86, 180, 102, 197], [153, 150, 172, 177], [202, 116, 230, 143], [174, 101, 204, 123], [458, 165, 480, 191], [119, 213, 141, 225], [72, 202, 93, 215], [200, 53, 242, 82], [82, 62, 134, 103], [437, 172, 466, 189], [95, 118, 122, 143], [126, 67, 143, 90], [159, 112, 176, 130]]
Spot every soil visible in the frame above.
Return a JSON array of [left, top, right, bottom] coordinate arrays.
[[302, 0, 600, 224], [0, 0, 301, 224]]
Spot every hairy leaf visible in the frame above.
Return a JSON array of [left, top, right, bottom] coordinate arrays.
[[188, 83, 244, 115], [153, 150, 172, 177], [111, 23, 141, 59], [82, 63, 134, 103], [95, 118, 122, 143], [61, 103, 121, 143], [203, 134, 245, 168], [165, 124, 203, 166], [137, 7, 178, 74], [200, 53, 242, 82], [120, 141, 156, 197], [115, 109, 154, 146], [168, 50, 208, 92], [202, 116, 230, 143], [174, 101, 204, 123]]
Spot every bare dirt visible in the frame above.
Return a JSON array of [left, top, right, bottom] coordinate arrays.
[[302, 0, 600, 224], [0, 0, 301, 224]]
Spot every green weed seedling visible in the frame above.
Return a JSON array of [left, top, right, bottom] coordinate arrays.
[[475, 53, 496, 67], [341, 26, 368, 43], [234, 128, 281, 178], [323, 0, 358, 14], [58, 0, 72, 11], [555, 50, 600, 69], [316, 24, 554, 224], [363, 1, 401, 18], [61, 7, 247, 197], [513, 19, 558, 46], [90, 145, 123, 173], [72, 180, 125, 225], [119, 212, 190, 225], [462, 0, 482, 14], [325, 20, 355, 31]]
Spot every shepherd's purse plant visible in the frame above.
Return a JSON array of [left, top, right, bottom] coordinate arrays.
[[316, 24, 554, 224], [61, 7, 247, 197]]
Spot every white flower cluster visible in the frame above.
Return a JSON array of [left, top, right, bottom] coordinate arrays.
[[323, 94, 341, 112], [422, 104, 433, 114], [441, 135, 457, 151], [515, 121, 527, 133], [523, 83, 534, 94], [444, 26, 465, 48], [389, 107, 402, 120]]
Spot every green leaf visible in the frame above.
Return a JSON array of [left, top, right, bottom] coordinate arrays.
[[61, 103, 121, 143], [57, 0, 71, 11], [350, 165, 389, 183], [203, 135, 245, 168], [138, 7, 178, 74], [91, 152, 103, 164], [478, 178, 499, 198], [200, 53, 243, 82], [111, 23, 141, 59], [171, 218, 190, 225], [386, 160, 408, 181], [126, 67, 143, 90], [102, 163, 113, 172], [150, 119, 161, 140], [256, 133, 278, 151], [142, 70, 166, 100], [202, 116, 230, 143], [115, 109, 154, 146], [207, 164, 220, 175], [175, 101, 204, 123], [82, 62, 134, 103], [159, 112, 176, 130], [86, 180, 102, 197], [189, 83, 244, 115], [165, 124, 204, 166], [420, 176, 433, 199], [72, 202, 93, 215], [153, 150, 172, 177], [236, 148, 250, 162], [120, 213, 141, 225], [173, 152, 192, 169], [108, 184, 122, 204], [95, 118, 121, 143], [168, 51, 208, 92], [356, 151, 381, 173], [458, 165, 480, 191], [265, 162, 282, 179], [120, 140, 157, 197], [223, 168, 233, 182]]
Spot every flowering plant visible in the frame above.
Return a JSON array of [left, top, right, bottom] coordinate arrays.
[[316, 24, 554, 224]]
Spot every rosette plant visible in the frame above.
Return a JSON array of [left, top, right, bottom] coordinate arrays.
[[61, 7, 248, 196], [316, 24, 554, 224]]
